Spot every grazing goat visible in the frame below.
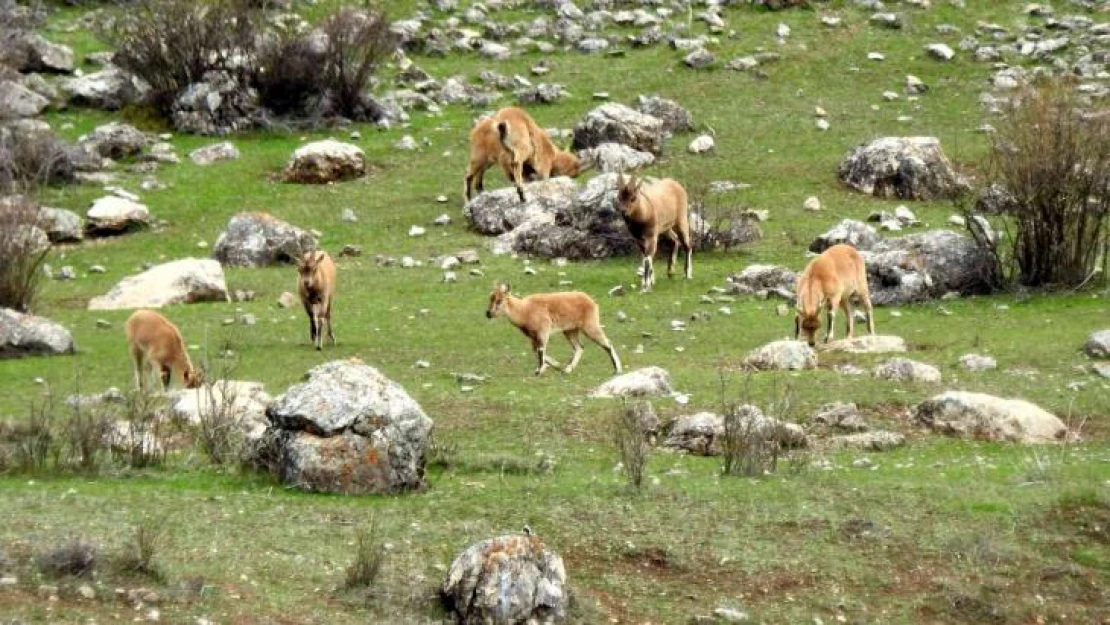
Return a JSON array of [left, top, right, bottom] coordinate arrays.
[[615, 172, 693, 292], [297, 249, 336, 350], [794, 243, 876, 347], [464, 107, 583, 202], [124, 309, 201, 391], [486, 283, 622, 376]]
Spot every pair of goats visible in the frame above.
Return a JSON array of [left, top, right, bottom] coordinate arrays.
[[124, 249, 336, 391]]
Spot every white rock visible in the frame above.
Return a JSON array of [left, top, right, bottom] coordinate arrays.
[[823, 335, 906, 354], [913, 391, 1068, 444], [590, 366, 673, 398], [925, 43, 956, 61], [409, 225, 426, 237], [873, 358, 941, 383], [959, 353, 997, 371], [88, 258, 230, 310], [86, 196, 151, 235], [803, 196, 822, 211], [688, 135, 715, 154], [743, 341, 817, 371]]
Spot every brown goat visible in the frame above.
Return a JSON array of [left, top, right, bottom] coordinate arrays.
[[124, 309, 201, 391], [297, 250, 336, 350], [463, 107, 583, 203], [616, 173, 693, 292], [486, 283, 622, 376], [794, 244, 876, 347]]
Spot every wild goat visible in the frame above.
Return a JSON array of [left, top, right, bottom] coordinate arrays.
[[486, 283, 622, 376], [464, 107, 583, 203], [124, 309, 201, 390], [615, 172, 693, 292], [794, 243, 876, 347], [297, 249, 336, 350]]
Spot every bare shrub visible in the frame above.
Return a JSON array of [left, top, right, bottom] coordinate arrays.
[[0, 197, 49, 313], [976, 79, 1110, 288], [254, 23, 326, 117], [317, 5, 397, 120], [344, 517, 385, 591], [612, 400, 652, 490], [110, 389, 168, 469], [4, 395, 57, 472], [0, 127, 77, 195], [190, 357, 248, 466], [687, 186, 763, 253], [720, 378, 797, 477], [61, 395, 113, 473], [102, 0, 262, 113], [37, 539, 98, 578], [115, 519, 165, 580]]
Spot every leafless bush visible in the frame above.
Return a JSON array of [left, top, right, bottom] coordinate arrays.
[[110, 389, 168, 469], [688, 186, 763, 253], [612, 401, 652, 490], [190, 357, 248, 466], [0, 127, 77, 195], [344, 517, 385, 591], [974, 79, 1110, 288], [254, 25, 326, 116], [2, 397, 56, 472], [317, 5, 397, 119], [720, 378, 796, 477], [0, 197, 49, 313], [102, 0, 262, 113], [62, 396, 113, 473], [37, 539, 98, 578]]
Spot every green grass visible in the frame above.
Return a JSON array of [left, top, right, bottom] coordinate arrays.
[[2, 1, 1109, 623]]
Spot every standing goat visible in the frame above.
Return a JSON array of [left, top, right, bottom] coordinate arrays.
[[297, 249, 336, 350], [486, 283, 622, 376], [124, 309, 202, 390], [615, 172, 693, 292], [794, 244, 876, 347], [464, 107, 583, 203]]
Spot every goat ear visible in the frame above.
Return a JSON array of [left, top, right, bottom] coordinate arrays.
[[502, 282, 511, 293]]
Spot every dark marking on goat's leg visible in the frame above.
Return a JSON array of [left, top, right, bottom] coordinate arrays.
[[160, 365, 172, 390]]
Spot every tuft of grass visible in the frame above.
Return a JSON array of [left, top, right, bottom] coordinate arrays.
[[612, 400, 652, 490], [343, 517, 385, 592], [114, 519, 166, 581], [36, 539, 98, 579]]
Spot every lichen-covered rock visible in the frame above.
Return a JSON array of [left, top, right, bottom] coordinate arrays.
[[812, 402, 868, 432], [12, 34, 74, 74], [725, 264, 797, 299], [0, 308, 75, 358], [823, 335, 906, 354], [1085, 330, 1110, 359], [873, 358, 941, 383], [838, 137, 968, 200], [167, 380, 271, 442], [87, 258, 230, 310], [590, 366, 673, 398], [37, 206, 84, 243], [0, 80, 49, 119], [571, 103, 666, 154], [61, 67, 149, 110], [913, 391, 1068, 443], [576, 142, 655, 173], [690, 212, 762, 251], [464, 177, 579, 236], [283, 139, 366, 184], [83, 122, 153, 159], [743, 341, 817, 371], [85, 196, 151, 236], [826, 431, 906, 452], [212, 212, 317, 268], [959, 353, 997, 371], [442, 534, 567, 624], [633, 95, 694, 134], [663, 407, 807, 455], [809, 219, 881, 254], [262, 359, 433, 494]]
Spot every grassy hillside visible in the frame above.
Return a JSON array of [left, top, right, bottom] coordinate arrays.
[[1, 1, 1108, 623]]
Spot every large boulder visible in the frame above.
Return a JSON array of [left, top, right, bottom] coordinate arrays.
[[262, 359, 433, 494], [171, 70, 261, 136], [633, 95, 694, 134], [83, 122, 153, 159], [85, 196, 151, 236], [571, 103, 666, 154], [838, 137, 968, 201], [725, 264, 797, 299], [212, 212, 317, 268], [873, 358, 941, 383], [282, 140, 366, 184], [663, 407, 807, 455], [743, 341, 817, 371], [913, 391, 1068, 444], [12, 34, 74, 74], [808, 219, 882, 254], [690, 212, 763, 251], [576, 142, 655, 173], [1085, 330, 1110, 359], [0, 80, 50, 119], [465, 177, 579, 236], [811, 402, 868, 432], [61, 67, 149, 110], [442, 534, 567, 625], [590, 366, 673, 398], [87, 258, 230, 310], [0, 308, 75, 358], [37, 206, 84, 243], [167, 380, 271, 443]]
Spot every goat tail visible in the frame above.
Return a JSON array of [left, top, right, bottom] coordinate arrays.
[[497, 120, 511, 151]]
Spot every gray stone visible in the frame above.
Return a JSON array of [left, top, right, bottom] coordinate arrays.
[[913, 391, 1068, 443], [684, 48, 715, 69], [743, 341, 817, 371], [262, 359, 433, 494], [212, 212, 317, 267], [190, 142, 240, 165], [812, 402, 868, 432], [516, 83, 569, 105], [88, 258, 230, 310], [576, 142, 655, 173], [633, 95, 694, 134], [663, 407, 807, 455], [85, 196, 151, 236], [838, 137, 967, 201], [808, 219, 881, 254], [13, 34, 74, 73], [590, 366, 673, 398], [167, 380, 271, 443], [171, 70, 260, 135], [823, 335, 906, 354], [37, 207, 84, 243], [1084, 329, 1110, 359], [874, 358, 941, 383], [688, 135, 715, 153], [571, 103, 666, 154], [925, 43, 956, 61], [725, 264, 797, 299], [0, 80, 49, 119], [442, 534, 566, 624], [0, 308, 75, 358], [283, 140, 366, 184], [959, 353, 997, 371], [61, 67, 148, 110], [827, 431, 906, 452], [84, 122, 153, 160]]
